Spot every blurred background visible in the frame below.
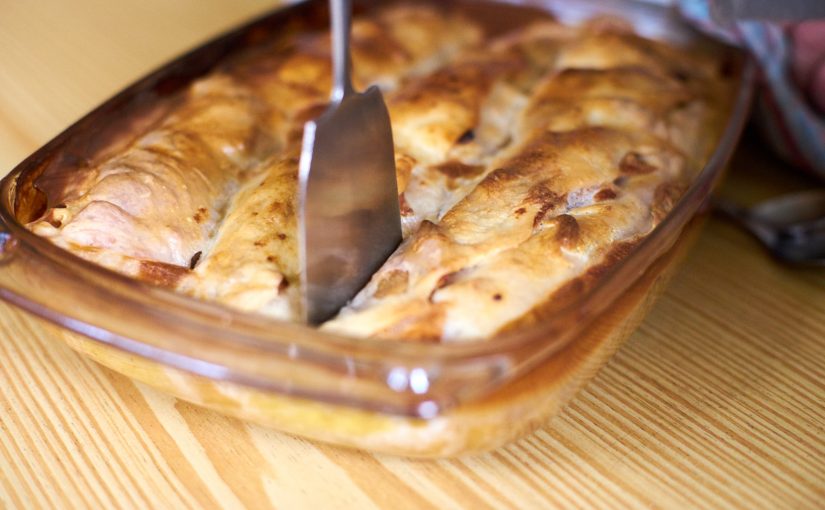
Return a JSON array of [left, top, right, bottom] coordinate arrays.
[[0, 0, 280, 171]]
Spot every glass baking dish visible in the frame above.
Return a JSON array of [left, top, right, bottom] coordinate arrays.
[[0, 0, 754, 457]]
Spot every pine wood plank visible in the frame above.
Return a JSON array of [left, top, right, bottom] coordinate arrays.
[[1, 1, 823, 508]]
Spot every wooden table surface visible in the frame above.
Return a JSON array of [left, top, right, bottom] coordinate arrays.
[[1, 2, 824, 508]]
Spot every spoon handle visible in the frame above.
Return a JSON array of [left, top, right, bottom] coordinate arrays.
[[714, 198, 777, 247], [329, 0, 354, 102], [714, 191, 825, 266], [710, 0, 825, 23]]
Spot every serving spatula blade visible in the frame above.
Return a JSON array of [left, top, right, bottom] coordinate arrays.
[[298, 0, 401, 324]]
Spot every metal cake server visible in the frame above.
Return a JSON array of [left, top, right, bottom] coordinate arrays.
[[298, 0, 401, 324]]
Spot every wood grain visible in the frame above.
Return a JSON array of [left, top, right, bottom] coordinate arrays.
[[1, 1, 824, 508]]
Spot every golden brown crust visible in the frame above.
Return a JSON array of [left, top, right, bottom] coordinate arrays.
[[29, 74, 266, 272], [28, 5, 731, 342], [173, 6, 483, 319], [28, 4, 480, 288], [495, 239, 640, 335], [325, 127, 687, 340], [238, 5, 483, 149], [323, 23, 728, 341], [392, 21, 577, 236], [176, 155, 301, 319], [138, 260, 191, 288]]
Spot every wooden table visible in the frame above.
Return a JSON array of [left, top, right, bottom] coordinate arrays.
[[1, 2, 823, 508]]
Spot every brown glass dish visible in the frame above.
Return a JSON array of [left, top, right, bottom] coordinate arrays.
[[0, 0, 754, 456]]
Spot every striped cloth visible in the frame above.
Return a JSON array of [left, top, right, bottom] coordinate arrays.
[[680, 0, 825, 178]]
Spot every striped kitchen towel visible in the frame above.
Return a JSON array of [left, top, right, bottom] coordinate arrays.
[[680, 0, 825, 178]]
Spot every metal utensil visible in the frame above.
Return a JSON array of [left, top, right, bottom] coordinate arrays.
[[715, 190, 825, 265], [297, 0, 401, 324], [709, 0, 825, 23]]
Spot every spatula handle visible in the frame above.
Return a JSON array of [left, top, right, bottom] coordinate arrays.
[[330, 0, 354, 102]]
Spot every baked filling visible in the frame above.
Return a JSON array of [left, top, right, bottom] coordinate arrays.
[[28, 4, 730, 341]]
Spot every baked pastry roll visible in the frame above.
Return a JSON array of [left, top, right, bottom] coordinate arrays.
[[173, 7, 483, 318], [29, 74, 264, 280], [236, 5, 482, 148], [390, 21, 577, 235], [323, 26, 726, 340], [177, 18, 571, 320], [29, 5, 481, 288], [324, 128, 687, 340], [28, 7, 730, 342]]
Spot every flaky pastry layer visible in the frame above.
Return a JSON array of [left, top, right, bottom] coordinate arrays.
[[28, 4, 729, 341]]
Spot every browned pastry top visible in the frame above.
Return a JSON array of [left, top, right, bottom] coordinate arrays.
[[27, 4, 730, 341]]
